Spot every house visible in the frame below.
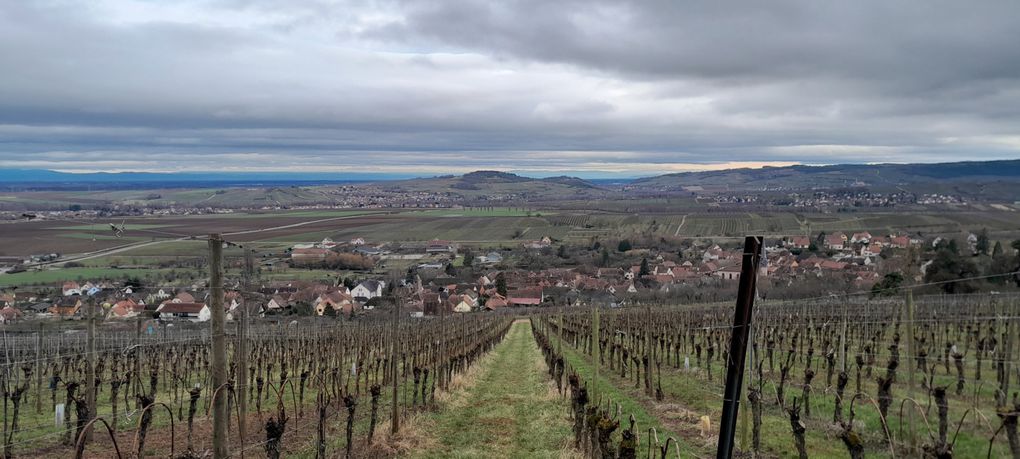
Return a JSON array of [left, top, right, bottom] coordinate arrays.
[[653, 264, 675, 277], [607, 283, 637, 295], [108, 299, 142, 318], [49, 297, 82, 318], [861, 243, 883, 257], [313, 290, 357, 316], [714, 266, 742, 281], [426, 240, 457, 253], [62, 281, 81, 296], [82, 283, 103, 296], [819, 260, 848, 271], [0, 306, 22, 323], [449, 294, 474, 313], [28, 302, 51, 315], [824, 234, 846, 250], [157, 302, 211, 321], [351, 280, 385, 300], [173, 291, 197, 303], [319, 238, 337, 249], [475, 252, 503, 265], [484, 294, 508, 310], [596, 267, 625, 279], [507, 287, 543, 306], [523, 236, 553, 250], [889, 236, 910, 248], [420, 292, 443, 316], [702, 245, 725, 262], [788, 236, 811, 249], [354, 246, 385, 256], [265, 295, 288, 312], [850, 232, 873, 244], [350, 237, 366, 246]]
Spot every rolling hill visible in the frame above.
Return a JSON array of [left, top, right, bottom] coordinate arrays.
[[632, 159, 1020, 190], [380, 170, 606, 200]]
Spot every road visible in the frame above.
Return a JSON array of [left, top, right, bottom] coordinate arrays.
[[674, 214, 688, 236]]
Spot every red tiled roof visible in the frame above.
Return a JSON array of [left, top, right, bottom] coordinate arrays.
[[159, 302, 206, 314]]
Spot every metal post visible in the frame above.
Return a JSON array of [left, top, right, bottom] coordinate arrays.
[[209, 234, 228, 458], [716, 236, 762, 459]]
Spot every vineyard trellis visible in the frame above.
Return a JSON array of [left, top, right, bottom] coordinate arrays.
[[531, 292, 1020, 458], [0, 311, 513, 458]]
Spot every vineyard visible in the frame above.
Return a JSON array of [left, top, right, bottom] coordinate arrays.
[[0, 314, 512, 458], [2, 294, 1018, 458], [534, 293, 1020, 458]]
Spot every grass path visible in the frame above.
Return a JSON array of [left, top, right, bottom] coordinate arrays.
[[410, 321, 576, 459]]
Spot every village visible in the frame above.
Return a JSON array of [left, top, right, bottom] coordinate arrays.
[[1, 228, 952, 325]]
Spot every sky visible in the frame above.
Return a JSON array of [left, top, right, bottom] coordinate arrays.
[[2, 1, 1020, 178]]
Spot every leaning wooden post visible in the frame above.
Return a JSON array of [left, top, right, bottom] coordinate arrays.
[[716, 236, 762, 459], [209, 234, 228, 458]]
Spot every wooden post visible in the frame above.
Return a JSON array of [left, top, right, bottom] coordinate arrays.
[[740, 304, 754, 451], [209, 234, 228, 458], [645, 304, 653, 396], [716, 236, 762, 459], [3, 328, 9, 459], [557, 310, 563, 356], [440, 296, 447, 391], [237, 247, 253, 452], [905, 290, 916, 452], [390, 298, 400, 435], [85, 298, 97, 442], [592, 305, 600, 402], [35, 323, 42, 414], [840, 304, 848, 372]]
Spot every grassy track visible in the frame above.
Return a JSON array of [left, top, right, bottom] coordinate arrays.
[[411, 321, 576, 459]]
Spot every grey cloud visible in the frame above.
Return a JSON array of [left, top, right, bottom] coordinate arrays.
[[0, 1, 1018, 175]]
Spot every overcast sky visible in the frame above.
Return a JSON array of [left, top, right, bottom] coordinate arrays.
[[2, 1, 1019, 177]]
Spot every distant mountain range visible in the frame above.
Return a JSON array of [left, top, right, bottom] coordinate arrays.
[[380, 170, 607, 200], [0, 169, 413, 183], [631, 159, 1020, 189], [3, 159, 1020, 192]]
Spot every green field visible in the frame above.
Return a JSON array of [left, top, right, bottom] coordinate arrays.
[[0, 267, 178, 286], [265, 215, 573, 243], [57, 232, 147, 241], [52, 223, 173, 230], [410, 208, 548, 217], [183, 209, 382, 219]]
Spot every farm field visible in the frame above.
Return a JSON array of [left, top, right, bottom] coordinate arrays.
[[5, 206, 1020, 288], [0, 267, 181, 287]]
